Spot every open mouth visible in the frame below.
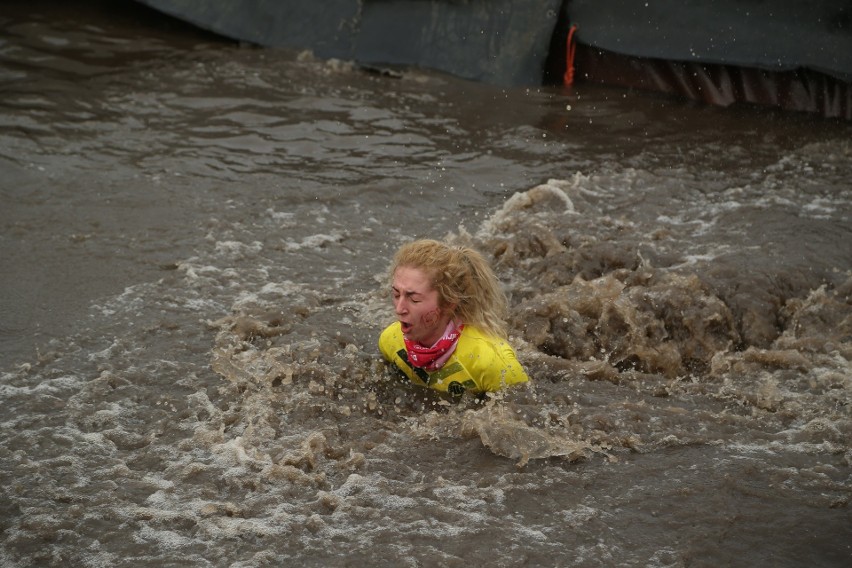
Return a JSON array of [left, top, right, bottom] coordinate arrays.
[[400, 321, 412, 334]]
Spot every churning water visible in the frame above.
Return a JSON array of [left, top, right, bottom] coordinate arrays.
[[1, 1, 850, 566]]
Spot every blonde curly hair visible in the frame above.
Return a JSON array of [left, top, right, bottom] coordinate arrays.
[[389, 239, 508, 339]]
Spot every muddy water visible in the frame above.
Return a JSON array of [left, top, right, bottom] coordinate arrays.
[[1, 1, 850, 567]]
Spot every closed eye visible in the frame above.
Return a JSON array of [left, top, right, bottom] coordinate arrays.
[[392, 288, 422, 303]]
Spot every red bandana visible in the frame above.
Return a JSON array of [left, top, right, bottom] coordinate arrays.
[[404, 321, 464, 371]]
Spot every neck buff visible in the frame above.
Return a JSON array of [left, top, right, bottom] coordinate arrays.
[[404, 320, 465, 371]]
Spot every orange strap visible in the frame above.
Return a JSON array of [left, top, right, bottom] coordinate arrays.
[[563, 24, 578, 86]]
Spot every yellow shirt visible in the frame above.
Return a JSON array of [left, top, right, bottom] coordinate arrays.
[[378, 322, 529, 395]]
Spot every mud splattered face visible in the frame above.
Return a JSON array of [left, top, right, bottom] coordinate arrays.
[[392, 266, 452, 346]]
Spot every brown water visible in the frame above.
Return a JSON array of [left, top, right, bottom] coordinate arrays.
[[1, 1, 850, 567]]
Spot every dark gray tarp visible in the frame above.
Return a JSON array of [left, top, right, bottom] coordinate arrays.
[[135, 0, 852, 85], [566, 0, 852, 83], [134, 0, 564, 85], [131, 0, 851, 116]]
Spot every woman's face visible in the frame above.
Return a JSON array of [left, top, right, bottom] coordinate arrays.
[[391, 266, 452, 346]]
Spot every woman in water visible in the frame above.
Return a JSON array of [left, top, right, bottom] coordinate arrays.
[[379, 239, 529, 396]]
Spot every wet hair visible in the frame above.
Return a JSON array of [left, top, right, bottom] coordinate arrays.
[[390, 239, 508, 339]]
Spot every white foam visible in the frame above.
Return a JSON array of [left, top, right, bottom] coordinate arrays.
[[266, 208, 296, 223], [282, 232, 344, 252], [0, 374, 81, 397], [560, 504, 607, 526], [802, 198, 838, 216], [134, 526, 194, 550], [214, 240, 263, 255], [88, 340, 121, 362]]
